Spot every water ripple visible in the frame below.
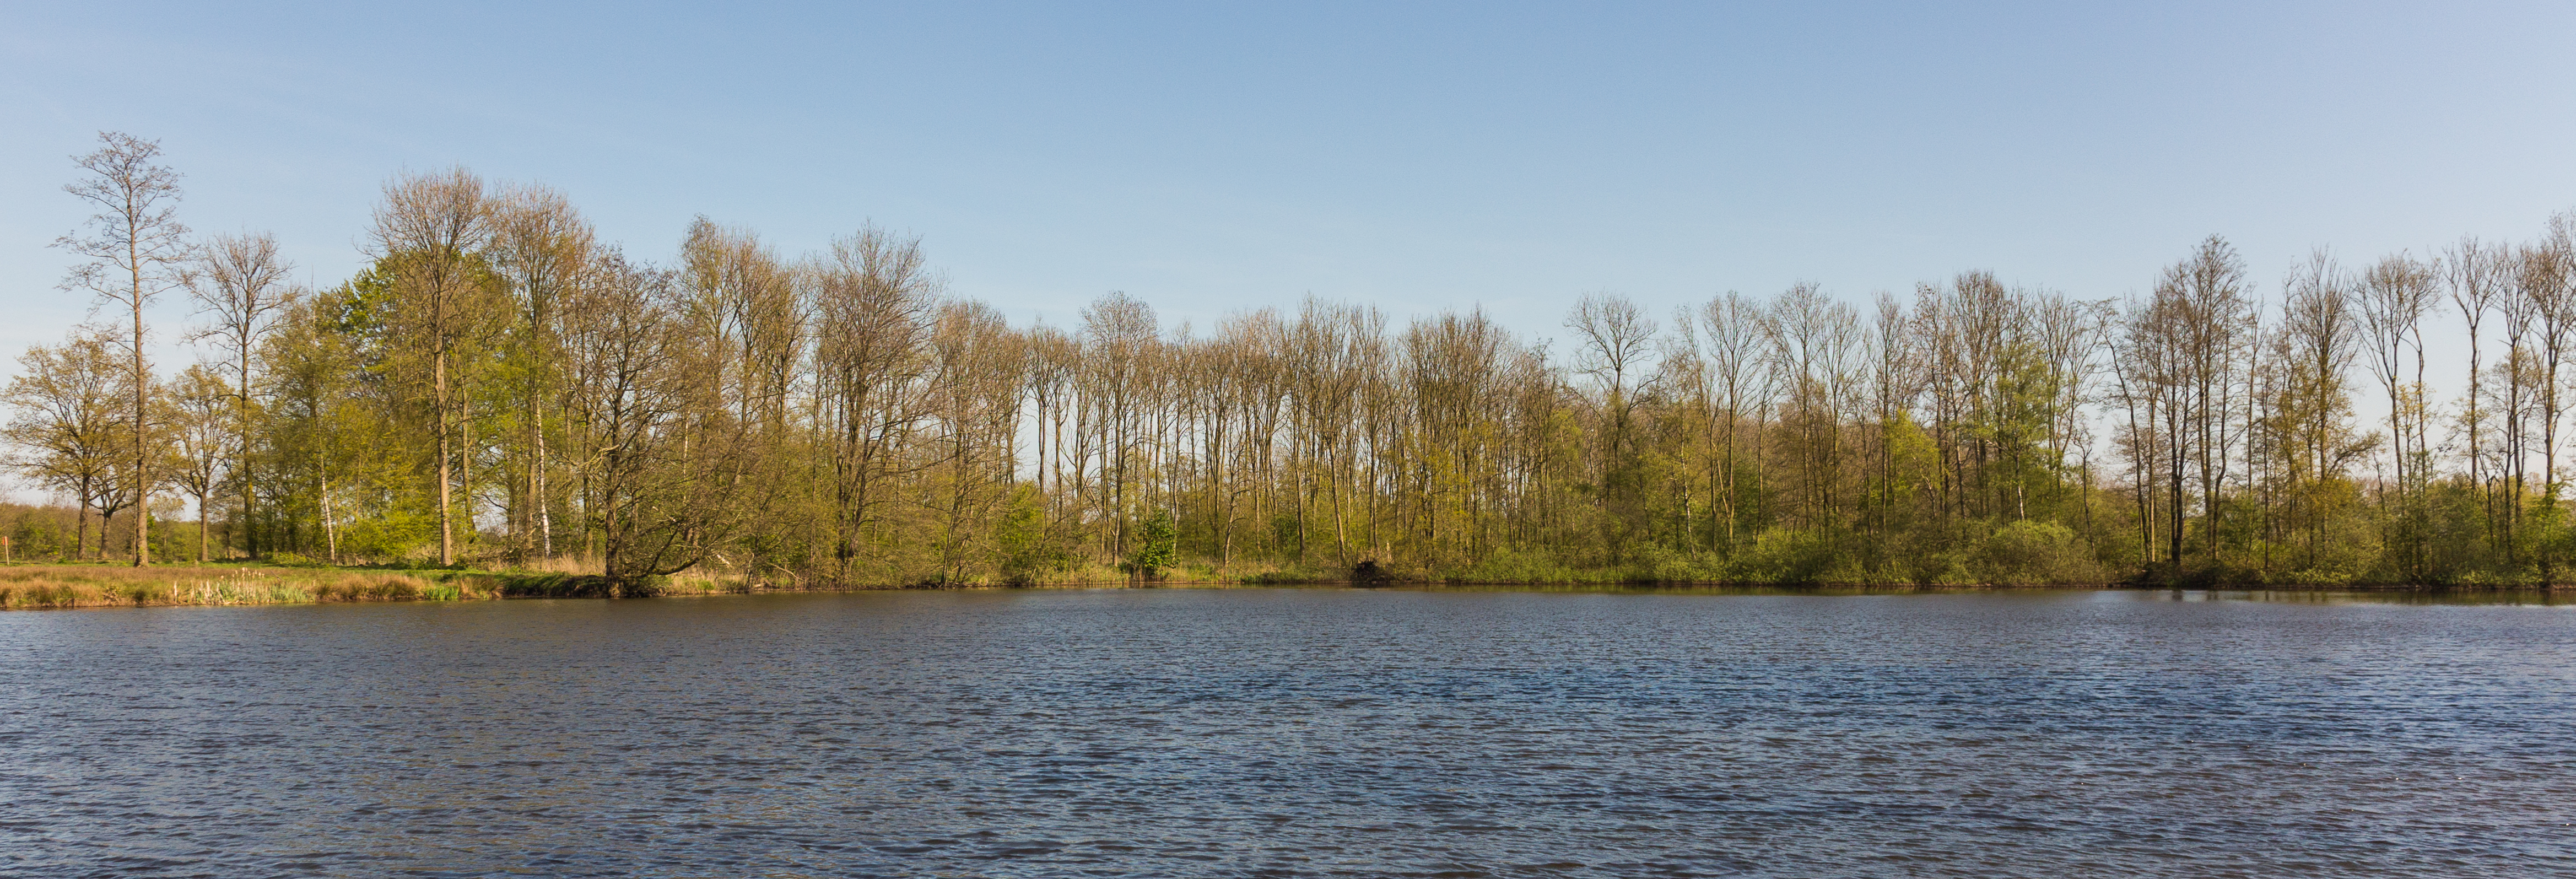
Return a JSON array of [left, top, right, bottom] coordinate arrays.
[[2, 589, 2572, 877]]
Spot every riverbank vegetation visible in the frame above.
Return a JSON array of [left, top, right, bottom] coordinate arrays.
[[0, 560, 771, 609], [0, 558, 1359, 610], [0, 563, 494, 609], [9, 132, 2576, 591]]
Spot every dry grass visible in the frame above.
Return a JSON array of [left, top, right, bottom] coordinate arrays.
[[0, 564, 498, 610], [516, 555, 603, 576], [0, 555, 1326, 610]]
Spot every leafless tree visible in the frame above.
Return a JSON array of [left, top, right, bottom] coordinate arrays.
[[2519, 217, 2576, 507], [2445, 238, 2507, 533], [811, 225, 938, 579], [1698, 292, 1772, 548], [2157, 237, 2254, 567], [188, 231, 293, 557], [1083, 293, 1160, 562], [1567, 292, 1659, 553], [1765, 283, 1861, 529], [58, 132, 188, 565], [2273, 251, 2367, 565], [2358, 252, 2439, 579]]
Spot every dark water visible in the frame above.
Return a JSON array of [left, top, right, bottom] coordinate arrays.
[[3, 589, 2573, 878]]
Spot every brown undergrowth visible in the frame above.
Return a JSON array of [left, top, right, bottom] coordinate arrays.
[[0, 564, 501, 609], [0, 563, 766, 608]]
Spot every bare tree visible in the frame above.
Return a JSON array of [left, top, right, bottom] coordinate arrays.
[[2032, 292, 2106, 529], [1084, 292, 1160, 563], [2157, 237, 2254, 567], [58, 132, 188, 565], [188, 231, 293, 557], [1698, 292, 1772, 548], [2358, 252, 2438, 579], [2520, 217, 2576, 513], [1402, 309, 1509, 567], [1566, 292, 1659, 554], [924, 301, 1024, 583], [2273, 251, 2366, 567], [2446, 238, 2505, 533], [1765, 283, 1859, 529], [1865, 292, 1920, 535], [560, 255, 751, 587], [1567, 293, 1659, 419], [810, 225, 938, 579]]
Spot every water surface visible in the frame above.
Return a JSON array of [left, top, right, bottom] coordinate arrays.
[[2, 588, 2570, 877]]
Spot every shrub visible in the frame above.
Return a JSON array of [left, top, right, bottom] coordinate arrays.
[[1122, 509, 1178, 580], [1726, 529, 1850, 585], [995, 486, 1072, 585], [1975, 520, 2102, 585]]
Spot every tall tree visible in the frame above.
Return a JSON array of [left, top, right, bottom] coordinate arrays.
[[811, 226, 937, 580], [2518, 217, 2576, 513], [492, 186, 596, 560], [368, 169, 493, 565], [2270, 251, 2366, 568], [1566, 293, 1660, 556], [561, 251, 760, 587], [1083, 292, 1159, 562], [1697, 292, 1772, 549], [2446, 238, 2505, 542], [2358, 252, 2438, 580], [2155, 237, 2254, 568], [57, 132, 188, 565], [188, 231, 294, 557]]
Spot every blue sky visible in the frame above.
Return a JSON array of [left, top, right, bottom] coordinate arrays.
[[3, 1, 2573, 360]]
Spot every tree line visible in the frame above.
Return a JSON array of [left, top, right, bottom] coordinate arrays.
[[9, 132, 2576, 587]]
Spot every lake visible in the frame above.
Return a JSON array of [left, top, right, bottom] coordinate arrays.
[[2, 587, 2571, 877]]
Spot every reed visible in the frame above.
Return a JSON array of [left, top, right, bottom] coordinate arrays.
[[0, 564, 501, 610]]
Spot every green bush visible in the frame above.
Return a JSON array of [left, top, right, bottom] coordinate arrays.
[[1725, 529, 1850, 584], [995, 486, 1072, 585], [1975, 520, 2102, 585], [1122, 509, 1178, 580]]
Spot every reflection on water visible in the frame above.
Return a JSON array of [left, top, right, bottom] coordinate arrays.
[[1396, 581, 2576, 605], [2147, 587, 2576, 606], [2, 587, 2571, 877]]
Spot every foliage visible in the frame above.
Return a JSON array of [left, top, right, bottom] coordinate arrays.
[[1975, 520, 2104, 585], [1124, 509, 1178, 581], [10, 157, 2576, 590], [995, 485, 1071, 585]]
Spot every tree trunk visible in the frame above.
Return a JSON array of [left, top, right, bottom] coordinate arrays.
[[437, 322, 454, 565]]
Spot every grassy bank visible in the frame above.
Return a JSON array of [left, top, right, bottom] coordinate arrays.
[[0, 564, 506, 609], [6, 556, 2535, 611], [0, 560, 1247, 609], [0, 559, 850, 608]]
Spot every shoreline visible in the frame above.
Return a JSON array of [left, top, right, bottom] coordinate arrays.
[[2, 563, 2566, 610]]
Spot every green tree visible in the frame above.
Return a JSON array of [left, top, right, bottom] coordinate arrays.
[[1126, 509, 1178, 581]]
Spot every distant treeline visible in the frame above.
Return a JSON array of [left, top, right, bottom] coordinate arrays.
[[9, 133, 2576, 586]]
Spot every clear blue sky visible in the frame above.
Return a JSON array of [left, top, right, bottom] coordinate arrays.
[[4, 1, 2573, 360]]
